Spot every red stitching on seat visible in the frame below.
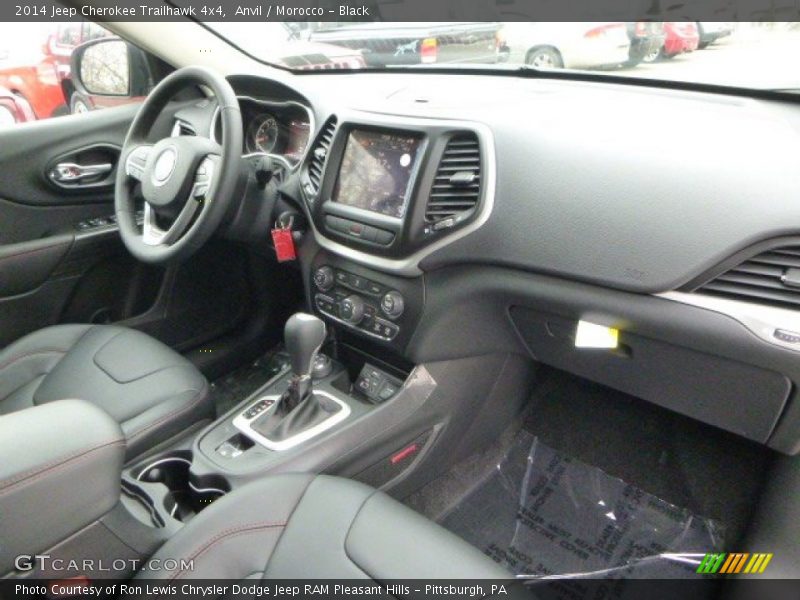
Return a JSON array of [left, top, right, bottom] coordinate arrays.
[[168, 521, 288, 581], [0, 439, 125, 495], [127, 383, 209, 441], [0, 349, 66, 374]]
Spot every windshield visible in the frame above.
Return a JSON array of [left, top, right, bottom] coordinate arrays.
[[209, 21, 800, 91]]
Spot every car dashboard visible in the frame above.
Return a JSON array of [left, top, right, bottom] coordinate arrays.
[[167, 69, 800, 456]]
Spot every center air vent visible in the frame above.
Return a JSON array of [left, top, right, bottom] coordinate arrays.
[[696, 245, 800, 309], [307, 116, 337, 194], [425, 133, 481, 224]]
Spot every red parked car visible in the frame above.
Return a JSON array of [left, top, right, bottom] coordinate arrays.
[[0, 22, 109, 120], [0, 85, 35, 126], [643, 22, 700, 62]]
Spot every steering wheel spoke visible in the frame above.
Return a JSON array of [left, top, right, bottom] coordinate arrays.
[[141, 154, 221, 247], [124, 144, 153, 182], [142, 198, 202, 246]]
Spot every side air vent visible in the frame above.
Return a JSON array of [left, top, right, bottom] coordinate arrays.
[[425, 133, 481, 223], [307, 116, 337, 194], [697, 246, 800, 309]]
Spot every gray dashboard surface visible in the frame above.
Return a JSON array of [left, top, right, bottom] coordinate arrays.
[[292, 72, 800, 293]]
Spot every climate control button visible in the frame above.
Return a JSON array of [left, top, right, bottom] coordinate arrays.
[[380, 291, 405, 319], [313, 266, 335, 291], [340, 295, 366, 325]]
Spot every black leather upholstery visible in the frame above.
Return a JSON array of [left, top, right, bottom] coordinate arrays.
[[0, 399, 125, 576], [0, 324, 212, 459], [137, 474, 511, 581]]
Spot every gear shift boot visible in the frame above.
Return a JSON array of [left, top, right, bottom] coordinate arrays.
[[250, 392, 342, 442]]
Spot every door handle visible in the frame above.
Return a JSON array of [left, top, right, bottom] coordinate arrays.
[[50, 162, 113, 184]]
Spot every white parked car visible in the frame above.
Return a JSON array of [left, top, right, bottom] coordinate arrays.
[[499, 22, 631, 69]]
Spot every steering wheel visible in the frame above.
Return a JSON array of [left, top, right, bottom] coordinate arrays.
[[115, 66, 242, 263]]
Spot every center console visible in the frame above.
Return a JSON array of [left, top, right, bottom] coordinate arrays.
[[118, 310, 432, 538]]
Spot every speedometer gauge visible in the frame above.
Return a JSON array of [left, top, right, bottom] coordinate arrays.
[[247, 114, 280, 153]]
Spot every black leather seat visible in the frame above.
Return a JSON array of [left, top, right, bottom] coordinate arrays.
[[0, 324, 212, 459], [137, 474, 511, 581]]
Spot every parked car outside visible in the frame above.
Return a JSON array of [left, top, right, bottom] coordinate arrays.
[[0, 24, 68, 119], [644, 21, 700, 62], [0, 21, 110, 119], [625, 21, 666, 66], [500, 22, 630, 70], [48, 21, 113, 113], [696, 22, 734, 48], [209, 22, 366, 70], [303, 22, 505, 67], [0, 84, 35, 126]]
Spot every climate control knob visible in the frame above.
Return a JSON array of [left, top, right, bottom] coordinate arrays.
[[340, 295, 365, 325], [380, 291, 405, 319], [313, 266, 335, 292]]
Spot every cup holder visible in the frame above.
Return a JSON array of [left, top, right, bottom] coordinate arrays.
[[134, 453, 229, 523]]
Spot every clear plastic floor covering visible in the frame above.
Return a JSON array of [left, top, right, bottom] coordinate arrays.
[[440, 431, 725, 580]]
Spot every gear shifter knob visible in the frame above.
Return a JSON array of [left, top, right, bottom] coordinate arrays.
[[284, 313, 327, 378]]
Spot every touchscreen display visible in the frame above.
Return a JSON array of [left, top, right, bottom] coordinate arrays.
[[332, 130, 422, 218]]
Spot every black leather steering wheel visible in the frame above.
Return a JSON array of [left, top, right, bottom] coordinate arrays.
[[115, 66, 242, 263]]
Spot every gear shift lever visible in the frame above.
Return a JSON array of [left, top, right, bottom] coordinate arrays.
[[283, 313, 326, 411], [285, 313, 327, 378], [248, 312, 344, 446]]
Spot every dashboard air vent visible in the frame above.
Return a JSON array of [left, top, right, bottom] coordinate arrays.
[[425, 133, 481, 223], [696, 246, 800, 309], [307, 116, 337, 194], [171, 119, 196, 137]]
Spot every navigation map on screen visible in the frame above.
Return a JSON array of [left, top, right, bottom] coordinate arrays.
[[332, 130, 422, 218]]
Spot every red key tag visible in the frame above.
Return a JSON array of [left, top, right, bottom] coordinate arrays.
[[271, 226, 296, 262]]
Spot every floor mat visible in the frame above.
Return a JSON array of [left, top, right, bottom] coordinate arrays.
[[523, 369, 771, 546], [209, 348, 289, 416], [439, 430, 725, 580]]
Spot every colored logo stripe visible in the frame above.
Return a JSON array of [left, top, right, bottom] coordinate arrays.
[[696, 553, 773, 574], [744, 553, 773, 573]]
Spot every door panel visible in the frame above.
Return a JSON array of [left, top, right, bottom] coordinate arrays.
[[0, 105, 137, 345], [0, 103, 138, 210], [0, 103, 255, 355]]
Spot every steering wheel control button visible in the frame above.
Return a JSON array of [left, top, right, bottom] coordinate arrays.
[[774, 329, 800, 344], [314, 266, 335, 291], [125, 147, 151, 180], [381, 291, 405, 319]]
